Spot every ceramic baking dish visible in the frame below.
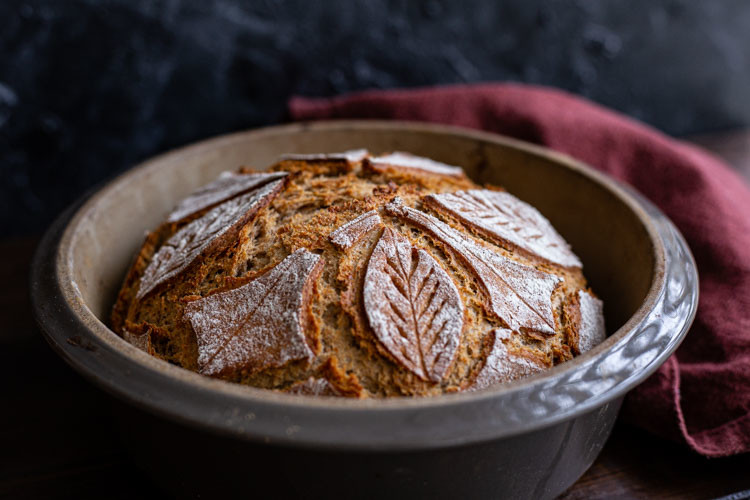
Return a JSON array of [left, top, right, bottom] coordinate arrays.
[[31, 121, 698, 499]]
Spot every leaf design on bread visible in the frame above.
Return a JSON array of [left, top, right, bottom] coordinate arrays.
[[137, 178, 286, 299], [569, 290, 607, 354], [166, 171, 288, 223], [328, 210, 383, 250], [279, 149, 369, 163], [469, 328, 546, 391], [183, 249, 323, 377], [366, 152, 465, 177], [363, 227, 463, 382], [424, 190, 582, 268], [386, 198, 561, 336]]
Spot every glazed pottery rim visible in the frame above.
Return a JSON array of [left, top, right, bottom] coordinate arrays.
[[32, 120, 698, 451]]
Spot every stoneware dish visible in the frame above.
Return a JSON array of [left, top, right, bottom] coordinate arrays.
[[31, 121, 698, 499]]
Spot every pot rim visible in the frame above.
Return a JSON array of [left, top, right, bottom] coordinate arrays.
[[31, 120, 698, 451]]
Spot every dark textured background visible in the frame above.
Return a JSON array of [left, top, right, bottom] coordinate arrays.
[[2, 0, 749, 237]]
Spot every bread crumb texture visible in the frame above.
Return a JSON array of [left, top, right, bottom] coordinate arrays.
[[111, 150, 605, 398]]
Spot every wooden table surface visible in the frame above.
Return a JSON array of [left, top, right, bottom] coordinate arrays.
[[2, 130, 750, 500]]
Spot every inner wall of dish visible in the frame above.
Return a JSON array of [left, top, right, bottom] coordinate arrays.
[[68, 125, 655, 336]]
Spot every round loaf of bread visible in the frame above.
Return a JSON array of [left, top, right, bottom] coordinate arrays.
[[111, 150, 605, 397]]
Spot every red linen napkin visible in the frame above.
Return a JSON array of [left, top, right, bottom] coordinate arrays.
[[289, 83, 750, 457]]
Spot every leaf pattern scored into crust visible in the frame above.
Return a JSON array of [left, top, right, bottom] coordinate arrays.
[[366, 152, 465, 177], [183, 249, 323, 377], [386, 198, 561, 335], [279, 149, 369, 163], [166, 171, 288, 223], [425, 189, 582, 268], [363, 227, 464, 382], [469, 328, 545, 391], [577, 290, 606, 353], [328, 210, 383, 250], [136, 178, 285, 299]]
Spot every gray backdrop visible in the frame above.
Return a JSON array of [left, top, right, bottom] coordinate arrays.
[[2, 0, 749, 236]]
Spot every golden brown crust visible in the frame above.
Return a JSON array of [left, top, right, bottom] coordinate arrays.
[[111, 226, 171, 333], [562, 292, 583, 356], [318, 357, 366, 398], [111, 152, 605, 397]]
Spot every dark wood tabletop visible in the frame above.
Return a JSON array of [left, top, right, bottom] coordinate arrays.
[[2, 130, 749, 500]]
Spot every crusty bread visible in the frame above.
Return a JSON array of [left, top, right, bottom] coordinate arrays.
[[111, 150, 605, 397]]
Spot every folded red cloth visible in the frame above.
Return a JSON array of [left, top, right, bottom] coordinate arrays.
[[289, 83, 750, 457]]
